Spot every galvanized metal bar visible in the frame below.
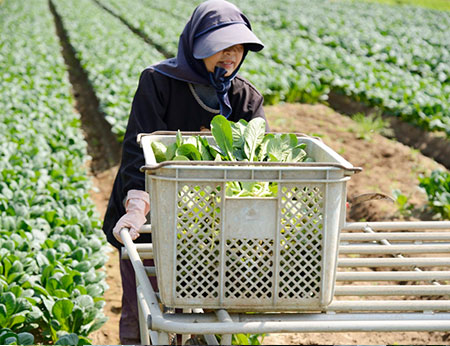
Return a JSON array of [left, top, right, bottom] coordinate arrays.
[[335, 285, 450, 296], [343, 221, 450, 231], [360, 223, 444, 288], [140, 224, 152, 233], [162, 312, 450, 323], [132, 244, 153, 251], [157, 332, 170, 345], [120, 228, 167, 332], [137, 286, 151, 345], [144, 267, 156, 276], [336, 270, 450, 281], [121, 251, 154, 260], [328, 300, 450, 311], [340, 232, 450, 241], [150, 315, 450, 334], [339, 244, 450, 254], [338, 257, 450, 267], [191, 308, 219, 346], [216, 310, 233, 345]]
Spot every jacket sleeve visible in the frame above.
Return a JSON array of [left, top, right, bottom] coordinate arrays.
[[102, 69, 168, 248], [120, 69, 169, 194]]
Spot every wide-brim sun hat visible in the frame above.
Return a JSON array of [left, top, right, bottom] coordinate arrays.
[[193, 22, 264, 59]]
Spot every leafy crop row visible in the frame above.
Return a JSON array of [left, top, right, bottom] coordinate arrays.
[[91, 0, 450, 137], [0, 0, 109, 343], [51, 0, 165, 140], [235, 0, 450, 136]]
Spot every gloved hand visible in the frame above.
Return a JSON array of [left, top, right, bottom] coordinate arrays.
[[113, 189, 150, 244]]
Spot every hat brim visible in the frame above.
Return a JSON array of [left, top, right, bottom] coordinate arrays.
[[193, 23, 264, 59]]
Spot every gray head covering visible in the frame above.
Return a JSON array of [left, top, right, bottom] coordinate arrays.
[[148, 0, 264, 117]]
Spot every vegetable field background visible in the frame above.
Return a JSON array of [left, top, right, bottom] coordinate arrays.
[[1, 0, 449, 344]]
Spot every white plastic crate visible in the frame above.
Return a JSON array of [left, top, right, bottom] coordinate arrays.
[[138, 132, 359, 311]]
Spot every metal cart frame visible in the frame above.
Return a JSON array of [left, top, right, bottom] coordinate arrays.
[[121, 220, 450, 345], [121, 132, 450, 344]]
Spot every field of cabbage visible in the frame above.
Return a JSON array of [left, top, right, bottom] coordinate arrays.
[[0, 0, 108, 344], [1, 0, 449, 343]]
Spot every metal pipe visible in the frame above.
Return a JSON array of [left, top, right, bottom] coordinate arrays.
[[328, 300, 450, 311], [216, 310, 233, 345], [121, 251, 154, 260], [336, 271, 450, 281], [343, 221, 450, 231], [140, 224, 152, 233], [340, 232, 450, 241], [150, 316, 450, 334], [335, 285, 450, 296], [339, 244, 450, 254], [137, 286, 152, 344], [338, 257, 450, 267], [162, 312, 450, 323], [120, 228, 166, 323]]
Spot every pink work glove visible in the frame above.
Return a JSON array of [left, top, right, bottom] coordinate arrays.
[[113, 189, 150, 244]]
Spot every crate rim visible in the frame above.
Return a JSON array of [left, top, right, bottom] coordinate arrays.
[[138, 131, 362, 174]]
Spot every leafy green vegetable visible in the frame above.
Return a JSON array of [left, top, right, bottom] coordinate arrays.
[[151, 116, 313, 197], [419, 170, 450, 219], [152, 115, 312, 166], [211, 115, 235, 161], [243, 117, 266, 161]]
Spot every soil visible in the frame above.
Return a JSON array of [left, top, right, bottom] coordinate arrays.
[[85, 103, 448, 345]]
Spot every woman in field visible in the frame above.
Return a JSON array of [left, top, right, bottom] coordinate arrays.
[[102, 0, 267, 343]]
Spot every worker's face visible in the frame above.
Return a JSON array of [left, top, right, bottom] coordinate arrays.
[[203, 44, 244, 77]]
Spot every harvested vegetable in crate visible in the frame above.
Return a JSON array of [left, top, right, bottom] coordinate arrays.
[[152, 115, 313, 164], [151, 115, 314, 196]]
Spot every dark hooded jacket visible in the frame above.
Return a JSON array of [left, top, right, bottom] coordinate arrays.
[[102, 1, 267, 249]]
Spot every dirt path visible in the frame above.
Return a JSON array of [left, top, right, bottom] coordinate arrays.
[[87, 103, 448, 345]]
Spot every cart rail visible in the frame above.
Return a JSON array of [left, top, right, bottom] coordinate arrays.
[[121, 220, 450, 345]]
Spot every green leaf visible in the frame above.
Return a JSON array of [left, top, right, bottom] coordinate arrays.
[[77, 335, 93, 345], [71, 249, 86, 262], [0, 332, 17, 345], [52, 299, 74, 323], [3, 336, 17, 345], [244, 117, 266, 161], [0, 304, 7, 323], [266, 136, 285, 162], [86, 315, 108, 334], [70, 308, 84, 334], [9, 314, 26, 328], [231, 119, 247, 150], [17, 332, 34, 345], [211, 115, 234, 160], [197, 137, 213, 161], [55, 333, 79, 345], [175, 144, 202, 161], [176, 130, 183, 147], [171, 155, 189, 161], [165, 143, 177, 161], [151, 142, 167, 163], [75, 295, 94, 308], [1, 292, 16, 317]]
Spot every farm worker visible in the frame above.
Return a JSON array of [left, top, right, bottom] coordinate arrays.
[[102, 0, 268, 343]]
